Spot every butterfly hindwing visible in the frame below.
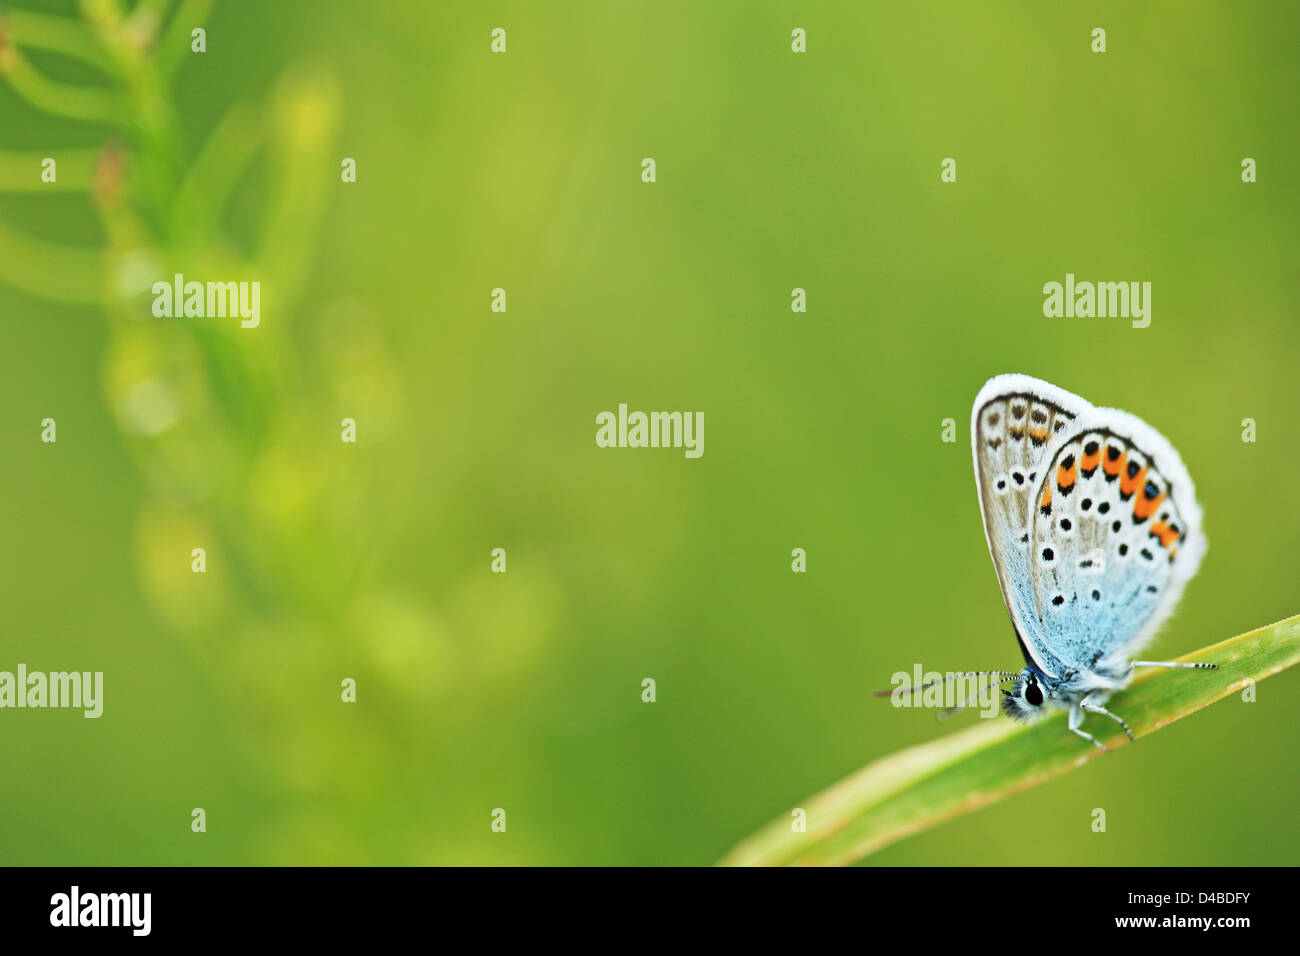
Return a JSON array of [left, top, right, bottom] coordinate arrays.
[[1027, 409, 1205, 673]]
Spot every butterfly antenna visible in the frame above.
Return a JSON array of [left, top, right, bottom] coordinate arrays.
[[872, 670, 1022, 699], [937, 674, 1025, 720]]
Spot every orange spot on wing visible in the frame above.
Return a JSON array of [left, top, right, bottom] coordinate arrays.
[[1134, 491, 1166, 521], [1149, 520, 1180, 548], [1080, 449, 1101, 473], [1120, 465, 1146, 498], [1057, 461, 1077, 489], [1040, 486, 1052, 510], [1103, 448, 1126, 478]]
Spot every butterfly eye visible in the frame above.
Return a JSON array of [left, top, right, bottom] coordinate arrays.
[[1024, 680, 1044, 707]]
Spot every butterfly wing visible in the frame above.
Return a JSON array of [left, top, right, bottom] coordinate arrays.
[[1026, 408, 1206, 674], [971, 374, 1094, 677]]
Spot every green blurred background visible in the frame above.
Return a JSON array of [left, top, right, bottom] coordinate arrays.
[[1, 0, 1297, 865]]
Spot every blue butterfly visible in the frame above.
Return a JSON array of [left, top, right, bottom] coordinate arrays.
[[966, 374, 1214, 750]]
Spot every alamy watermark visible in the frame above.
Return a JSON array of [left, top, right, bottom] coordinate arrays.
[[50, 886, 150, 936], [885, 666, 1000, 718], [596, 404, 704, 459], [0, 665, 103, 718], [152, 273, 260, 328], [1043, 273, 1151, 329]]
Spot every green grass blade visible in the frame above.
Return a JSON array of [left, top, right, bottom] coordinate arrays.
[[719, 613, 1300, 867]]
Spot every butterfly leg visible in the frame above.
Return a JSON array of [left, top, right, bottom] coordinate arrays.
[[1080, 696, 1134, 742], [1067, 702, 1108, 752]]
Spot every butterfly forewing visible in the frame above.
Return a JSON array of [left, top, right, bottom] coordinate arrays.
[[971, 375, 1093, 676]]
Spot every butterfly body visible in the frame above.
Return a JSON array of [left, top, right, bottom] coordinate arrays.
[[970, 374, 1213, 748]]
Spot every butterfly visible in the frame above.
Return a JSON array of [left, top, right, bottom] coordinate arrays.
[[961, 374, 1214, 750]]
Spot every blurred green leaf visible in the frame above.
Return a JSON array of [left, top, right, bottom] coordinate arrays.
[[1, 6, 115, 74], [0, 215, 104, 302], [0, 34, 127, 127]]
